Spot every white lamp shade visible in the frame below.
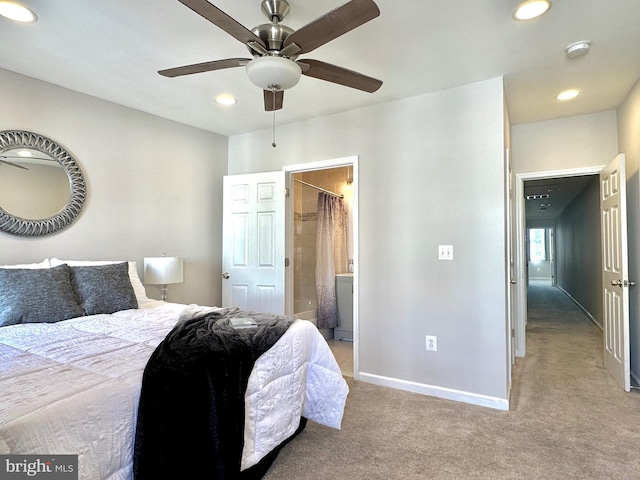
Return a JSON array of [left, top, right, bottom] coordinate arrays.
[[246, 56, 302, 91], [144, 257, 184, 285]]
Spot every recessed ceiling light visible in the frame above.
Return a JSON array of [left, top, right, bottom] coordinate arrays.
[[513, 0, 551, 21], [215, 95, 237, 106], [0, 1, 37, 23], [556, 89, 580, 101]]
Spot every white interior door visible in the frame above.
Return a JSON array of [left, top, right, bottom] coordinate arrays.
[[222, 172, 286, 314], [600, 154, 631, 392]]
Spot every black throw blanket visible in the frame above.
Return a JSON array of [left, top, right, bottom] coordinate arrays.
[[134, 308, 296, 480]]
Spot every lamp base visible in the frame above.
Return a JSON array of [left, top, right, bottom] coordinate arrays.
[[161, 284, 168, 302]]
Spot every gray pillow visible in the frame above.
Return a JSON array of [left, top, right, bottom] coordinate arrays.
[[0, 264, 83, 326], [70, 262, 138, 315]]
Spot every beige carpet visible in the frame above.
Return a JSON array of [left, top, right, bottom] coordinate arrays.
[[263, 282, 640, 479]]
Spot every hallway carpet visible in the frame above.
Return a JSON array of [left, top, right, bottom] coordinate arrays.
[[262, 281, 640, 479]]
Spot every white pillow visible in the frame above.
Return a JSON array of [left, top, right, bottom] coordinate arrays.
[[0, 259, 51, 269], [49, 258, 150, 306]]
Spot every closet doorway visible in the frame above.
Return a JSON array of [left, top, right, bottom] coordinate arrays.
[[284, 156, 358, 378]]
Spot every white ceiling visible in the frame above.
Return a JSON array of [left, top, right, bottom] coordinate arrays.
[[1, 1, 639, 137]]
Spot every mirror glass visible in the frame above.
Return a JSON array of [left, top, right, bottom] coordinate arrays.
[[0, 131, 85, 237], [0, 148, 70, 219]]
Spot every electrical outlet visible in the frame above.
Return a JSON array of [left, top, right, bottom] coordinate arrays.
[[425, 335, 437, 351], [438, 245, 453, 261]]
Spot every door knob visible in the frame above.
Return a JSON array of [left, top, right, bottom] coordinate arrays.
[[630, 280, 637, 287], [611, 280, 623, 286], [221, 272, 230, 279]]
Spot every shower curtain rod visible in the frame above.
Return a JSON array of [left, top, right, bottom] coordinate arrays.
[[294, 179, 344, 198]]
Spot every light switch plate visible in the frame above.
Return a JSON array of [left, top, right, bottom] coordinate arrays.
[[438, 245, 453, 261]]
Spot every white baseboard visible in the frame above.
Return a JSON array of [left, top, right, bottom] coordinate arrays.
[[556, 285, 602, 330], [358, 372, 509, 411]]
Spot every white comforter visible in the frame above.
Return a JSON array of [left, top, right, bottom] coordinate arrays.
[[0, 303, 348, 479]]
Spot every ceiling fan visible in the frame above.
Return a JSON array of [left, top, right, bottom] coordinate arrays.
[[159, 0, 383, 111], [0, 154, 57, 171], [0, 158, 29, 170]]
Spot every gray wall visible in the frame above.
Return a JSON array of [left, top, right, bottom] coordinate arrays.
[[512, 111, 618, 174], [0, 68, 228, 306], [555, 177, 602, 327], [618, 78, 640, 384], [528, 259, 551, 279], [229, 78, 510, 403]]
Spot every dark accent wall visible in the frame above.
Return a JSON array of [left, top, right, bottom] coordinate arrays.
[[555, 176, 602, 327]]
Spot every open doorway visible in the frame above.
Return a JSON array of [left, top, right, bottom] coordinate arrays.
[[514, 167, 603, 358], [525, 174, 601, 326], [284, 157, 358, 378]]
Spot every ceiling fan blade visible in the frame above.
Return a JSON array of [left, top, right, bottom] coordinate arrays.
[[1, 155, 55, 162], [283, 0, 380, 54], [301, 59, 382, 93], [264, 90, 284, 111], [178, 0, 266, 48], [0, 159, 29, 170], [158, 58, 250, 77]]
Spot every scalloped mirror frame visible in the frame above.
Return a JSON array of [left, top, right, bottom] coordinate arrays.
[[0, 130, 85, 236]]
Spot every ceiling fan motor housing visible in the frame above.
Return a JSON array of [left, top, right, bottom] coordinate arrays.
[[250, 23, 296, 56]]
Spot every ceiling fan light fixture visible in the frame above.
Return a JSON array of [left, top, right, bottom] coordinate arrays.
[[246, 56, 301, 91], [513, 0, 551, 21], [0, 1, 37, 23]]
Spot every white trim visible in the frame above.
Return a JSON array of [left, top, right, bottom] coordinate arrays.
[[359, 372, 510, 411], [516, 166, 606, 181], [513, 165, 605, 358], [283, 156, 357, 173], [282, 156, 360, 380]]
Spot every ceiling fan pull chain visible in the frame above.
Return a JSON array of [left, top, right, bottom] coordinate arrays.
[[272, 89, 277, 148]]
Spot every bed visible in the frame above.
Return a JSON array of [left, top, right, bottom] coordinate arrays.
[[0, 259, 348, 479]]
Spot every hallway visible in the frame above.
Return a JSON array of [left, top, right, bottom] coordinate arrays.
[[503, 280, 640, 477], [520, 279, 605, 397]]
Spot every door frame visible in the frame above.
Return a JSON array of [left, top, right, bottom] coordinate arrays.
[[283, 155, 359, 379], [513, 166, 604, 358]]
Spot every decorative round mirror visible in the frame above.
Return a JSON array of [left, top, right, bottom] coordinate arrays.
[[0, 131, 85, 236]]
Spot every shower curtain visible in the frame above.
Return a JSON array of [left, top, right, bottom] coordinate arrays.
[[316, 192, 348, 329]]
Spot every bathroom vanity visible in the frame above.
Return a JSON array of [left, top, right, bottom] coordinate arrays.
[[335, 273, 353, 341]]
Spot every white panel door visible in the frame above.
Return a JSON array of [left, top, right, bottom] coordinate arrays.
[[222, 171, 286, 314], [600, 154, 630, 392]]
